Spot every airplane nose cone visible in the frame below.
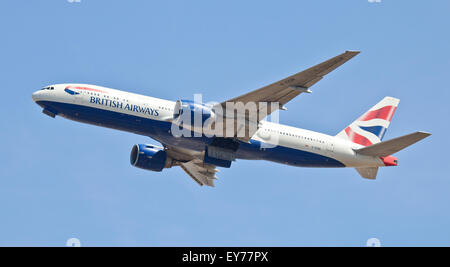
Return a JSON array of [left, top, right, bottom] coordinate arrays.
[[32, 90, 41, 102]]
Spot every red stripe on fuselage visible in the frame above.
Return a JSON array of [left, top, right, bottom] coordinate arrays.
[[66, 86, 107, 94], [345, 127, 373, 146], [359, 106, 396, 122]]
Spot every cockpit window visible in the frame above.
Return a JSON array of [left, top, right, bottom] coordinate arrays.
[[41, 86, 55, 90]]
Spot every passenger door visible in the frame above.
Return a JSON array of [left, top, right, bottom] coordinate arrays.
[[326, 140, 334, 153]]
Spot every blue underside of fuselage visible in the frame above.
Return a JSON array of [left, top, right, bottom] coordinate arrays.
[[36, 101, 345, 168]]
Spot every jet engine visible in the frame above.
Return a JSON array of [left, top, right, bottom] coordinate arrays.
[[130, 144, 174, 172], [172, 100, 216, 133]]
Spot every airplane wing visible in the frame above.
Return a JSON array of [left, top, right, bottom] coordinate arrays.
[[222, 50, 360, 109], [163, 145, 218, 187], [219, 51, 360, 141], [180, 160, 218, 187], [155, 51, 360, 184]]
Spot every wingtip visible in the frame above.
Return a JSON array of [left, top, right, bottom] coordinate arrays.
[[418, 131, 432, 137], [345, 50, 361, 54]]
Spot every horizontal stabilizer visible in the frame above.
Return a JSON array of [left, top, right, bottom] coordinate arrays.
[[355, 131, 431, 157], [355, 167, 379, 179]]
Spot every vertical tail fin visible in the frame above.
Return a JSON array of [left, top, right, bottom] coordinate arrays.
[[336, 96, 400, 146]]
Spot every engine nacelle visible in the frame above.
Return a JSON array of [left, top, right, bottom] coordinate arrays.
[[173, 100, 216, 134], [130, 144, 173, 172]]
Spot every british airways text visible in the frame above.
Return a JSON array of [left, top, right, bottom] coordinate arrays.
[[90, 97, 159, 116]]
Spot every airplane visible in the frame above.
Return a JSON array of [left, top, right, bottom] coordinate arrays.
[[32, 51, 431, 187]]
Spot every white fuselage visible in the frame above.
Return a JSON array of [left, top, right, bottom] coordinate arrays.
[[32, 84, 386, 168]]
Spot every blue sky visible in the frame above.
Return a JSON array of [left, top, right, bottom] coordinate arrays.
[[0, 0, 449, 246]]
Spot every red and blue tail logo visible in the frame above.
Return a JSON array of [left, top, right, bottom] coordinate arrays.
[[337, 97, 399, 146]]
